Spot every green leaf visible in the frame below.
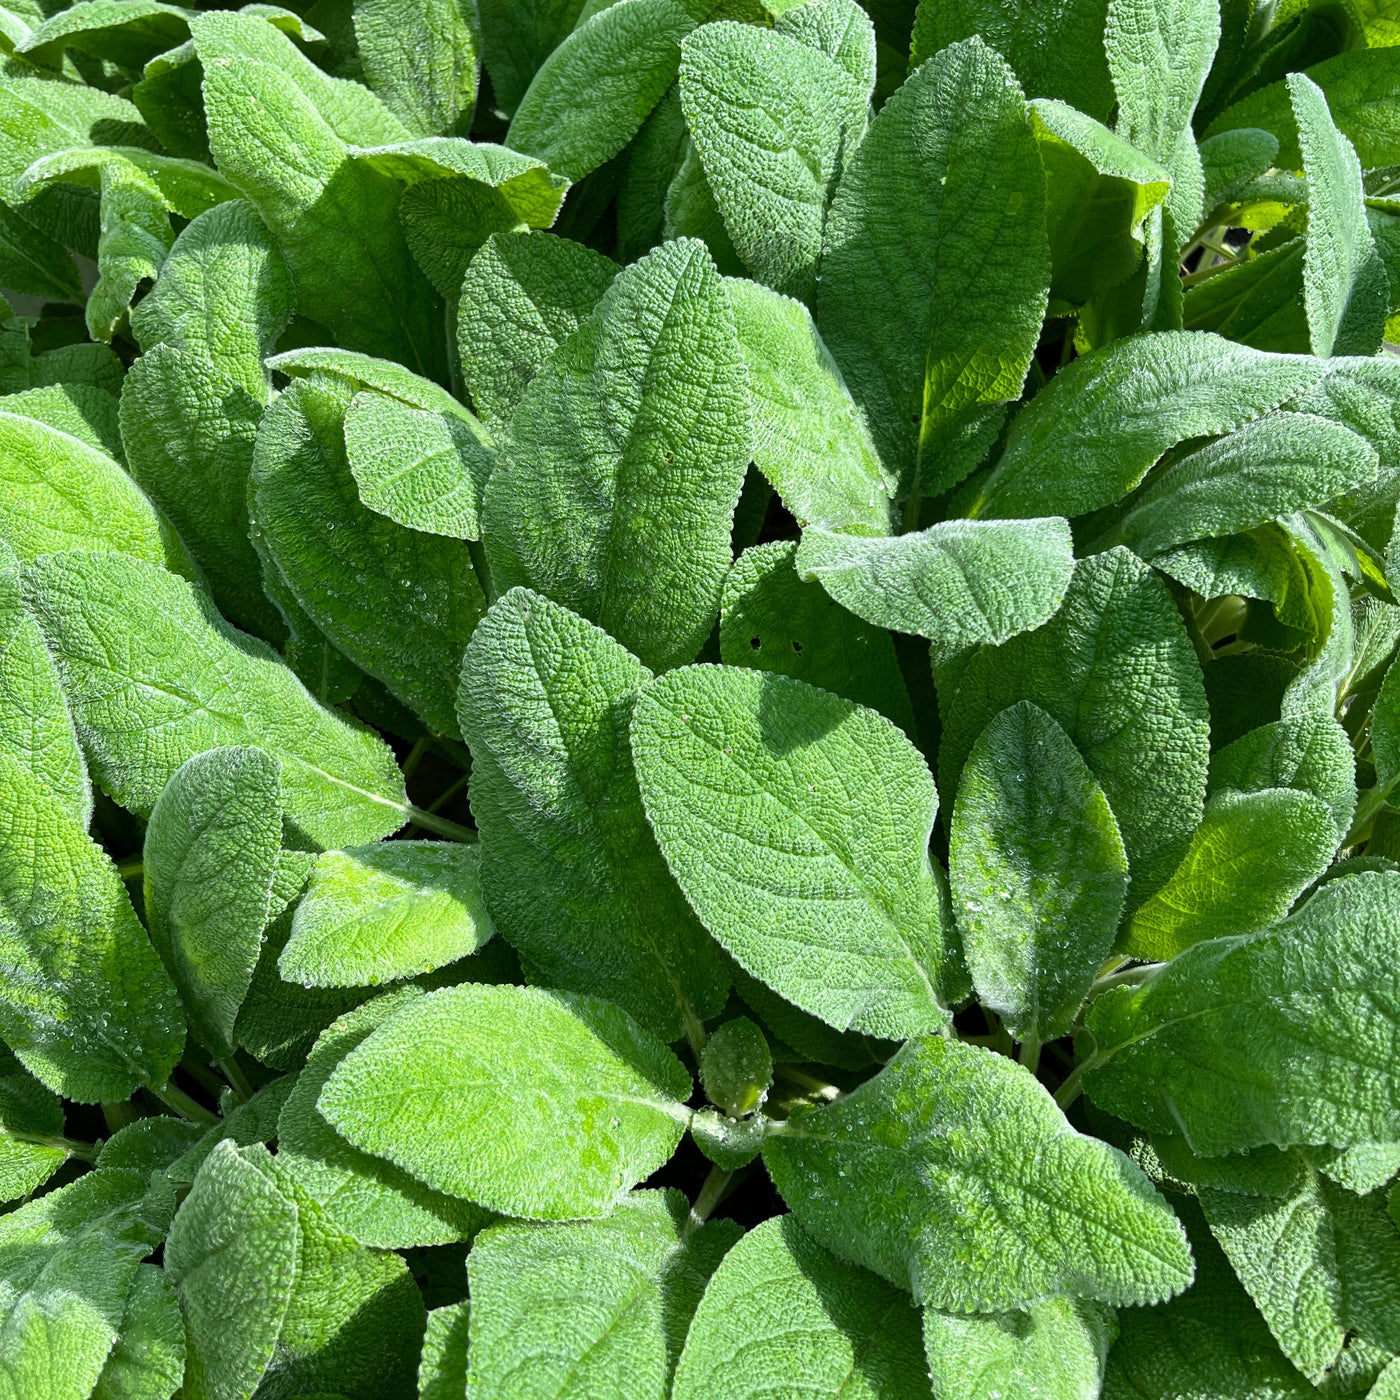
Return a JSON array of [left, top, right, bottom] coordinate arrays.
[[1122, 788, 1339, 960], [279, 841, 493, 988], [95, 1115, 202, 1176], [774, 0, 877, 89], [318, 983, 692, 1218], [0, 410, 186, 572], [266, 345, 469, 414], [143, 745, 282, 1058], [1030, 98, 1171, 306], [0, 751, 183, 1102], [1290, 72, 1391, 359], [970, 332, 1327, 521], [465, 1189, 739, 1400], [482, 237, 750, 673], [763, 1035, 1192, 1310], [679, 14, 869, 302], [1101, 1199, 1322, 1400], [909, 0, 1115, 124], [795, 517, 1074, 667], [18, 0, 194, 70], [0, 1169, 173, 1400], [0, 1049, 67, 1204], [1199, 126, 1280, 215], [1373, 652, 1400, 791], [343, 389, 494, 541], [456, 230, 617, 435], [24, 549, 407, 849], [672, 1214, 931, 1400], [922, 1298, 1117, 1400], [0, 382, 122, 461], [90, 1265, 185, 1400], [251, 373, 485, 738], [0, 199, 81, 301], [189, 11, 444, 379], [166, 1076, 299, 1186], [726, 277, 895, 535], [940, 548, 1210, 906], [1085, 870, 1400, 1155], [276, 990, 492, 1248], [352, 0, 480, 138], [632, 664, 953, 1039], [818, 37, 1050, 499], [1182, 238, 1311, 351], [477, 0, 586, 115], [1095, 412, 1379, 560], [1199, 1156, 1400, 1386], [1209, 712, 1357, 842], [506, 0, 696, 182], [0, 539, 88, 826], [950, 700, 1128, 1045], [347, 138, 568, 299], [165, 1139, 299, 1400], [15, 144, 240, 222], [1207, 48, 1400, 173], [83, 158, 173, 344], [1103, 0, 1218, 235], [418, 1302, 470, 1400], [456, 588, 728, 1040], [719, 540, 915, 733]]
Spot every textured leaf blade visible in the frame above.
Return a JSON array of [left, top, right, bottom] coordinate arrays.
[[632, 664, 953, 1039], [763, 1036, 1193, 1310], [352, 0, 481, 138], [318, 983, 692, 1219]]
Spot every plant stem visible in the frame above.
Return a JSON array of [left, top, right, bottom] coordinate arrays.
[[400, 805, 477, 843], [1054, 1060, 1093, 1111], [116, 858, 143, 881], [102, 1100, 137, 1133], [1088, 962, 1166, 999], [1346, 783, 1394, 847], [154, 1082, 221, 1127], [686, 1164, 740, 1235], [1018, 1037, 1041, 1074], [14, 1129, 98, 1162], [773, 1065, 841, 1102], [218, 1057, 255, 1104], [180, 1057, 227, 1098], [401, 736, 430, 780], [681, 1004, 708, 1064]]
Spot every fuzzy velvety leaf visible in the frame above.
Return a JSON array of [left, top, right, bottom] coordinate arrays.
[[143, 745, 281, 1058], [318, 983, 692, 1218], [90, 1264, 184, 1400], [352, 0, 480, 138], [817, 37, 1049, 498], [939, 549, 1210, 906], [672, 1214, 931, 1400], [796, 517, 1074, 666], [763, 1036, 1193, 1311], [950, 701, 1128, 1044], [476, 0, 586, 115], [633, 664, 954, 1038], [457, 588, 728, 1040], [483, 237, 749, 673], [419, 1302, 471, 1400], [24, 550, 407, 848], [0, 1050, 67, 1205], [466, 1190, 739, 1400], [1085, 871, 1400, 1155], [252, 373, 485, 737]]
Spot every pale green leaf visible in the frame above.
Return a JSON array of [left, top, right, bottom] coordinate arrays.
[[457, 588, 728, 1040], [15, 144, 239, 222], [0, 539, 88, 826], [719, 540, 915, 733], [763, 1035, 1192, 1310], [506, 0, 696, 182], [1199, 126, 1280, 216], [922, 1298, 1117, 1400], [166, 1076, 298, 1186], [0, 1050, 67, 1204], [632, 664, 953, 1039], [726, 277, 895, 535], [0, 752, 182, 1102], [950, 701, 1128, 1044], [939, 549, 1210, 905], [0, 382, 121, 461], [672, 1214, 931, 1400], [353, 0, 480, 138], [1122, 788, 1339, 960], [795, 517, 1074, 667], [343, 389, 494, 541], [818, 37, 1050, 498], [18, 0, 193, 70], [970, 332, 1327, 521], [1097, 412, 1379, 559], [476, 0, 586, 115], [465, 1189, 739, 1400], [24, 549, 407, 849], [90, 1266, 184, 1400], [775, 0, 876, 93], [1291, 72, 1390, 358], [909, 0, 1115, 123], [251, 373, 485, 738], [1085, 871, 1400, 1155], [418, 1302, 470, 1400], [94, 1115, 201, 1176], [83, 159, 173, 343], [456, 230, 617, 435], [0, 1169, 172, 1400], [143, 745, 282, 1058], [276, 990, 492, 1248], [318, 983, 692, 1218], [279, 841, 493, 989], [482, 237, 750, 673], [679, 16, 868, 302]]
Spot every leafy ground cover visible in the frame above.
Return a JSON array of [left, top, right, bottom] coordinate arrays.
[[2, 0, 1400, 1395]]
